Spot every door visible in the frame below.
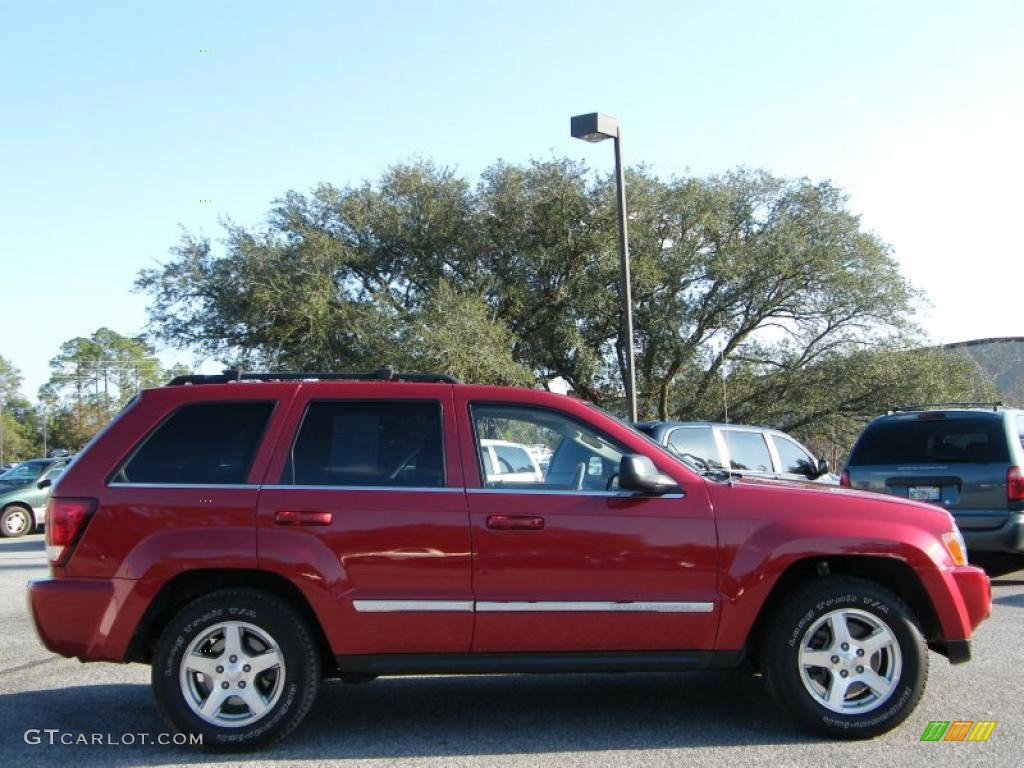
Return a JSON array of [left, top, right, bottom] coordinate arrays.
[[460, 398, 719, 653], [256, 386, 473, 656]]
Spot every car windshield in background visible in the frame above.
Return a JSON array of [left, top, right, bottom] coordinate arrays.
[[0, 461, 48, 484], [849, 418, 1010, 465], [583, 403, 713, 475]]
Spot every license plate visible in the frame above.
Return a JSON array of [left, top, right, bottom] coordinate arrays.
[[909, 486, 941, 501]]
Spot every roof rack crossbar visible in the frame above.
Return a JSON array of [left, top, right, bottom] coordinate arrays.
[[166, 366, 461, 386], [887, 402, 1003, 414]]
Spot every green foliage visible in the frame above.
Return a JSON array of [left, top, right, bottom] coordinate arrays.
[[400, 280, 533, 385], [38, 328, 168, 450], [0, 356, 40, 464], [136, 159, 997, 457], [700, 346, 999, 466]]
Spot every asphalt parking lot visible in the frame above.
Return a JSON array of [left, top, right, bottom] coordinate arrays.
[[1, 534, 1020, 768]]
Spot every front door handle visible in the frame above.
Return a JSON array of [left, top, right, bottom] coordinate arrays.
[[275, 510, 333, 526], [486, 514, 545, 531]]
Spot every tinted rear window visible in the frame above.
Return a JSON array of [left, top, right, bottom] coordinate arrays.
[[849, 418, 1010, 465], [284, 401, 444, 487], [115, 402, 274, 484]]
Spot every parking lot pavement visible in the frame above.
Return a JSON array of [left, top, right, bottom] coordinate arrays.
[[1, 534, 1020, 768]]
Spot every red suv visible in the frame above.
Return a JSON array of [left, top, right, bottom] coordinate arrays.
[[29, 370, 991, 749]]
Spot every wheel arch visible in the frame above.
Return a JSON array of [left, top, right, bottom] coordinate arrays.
[[127, 568, 337, 676], [746, 555, 943, 666]]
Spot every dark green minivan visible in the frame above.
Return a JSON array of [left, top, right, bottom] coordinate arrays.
[[843, 407, 1024, 555], [0, 458, 71, 537]]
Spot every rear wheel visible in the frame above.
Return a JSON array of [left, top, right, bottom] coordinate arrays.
[[0, 505, 32, 538], [152, 588, 320, 750], [762, 576, 928, 738]]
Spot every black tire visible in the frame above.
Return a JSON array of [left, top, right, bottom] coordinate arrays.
[[151, 588, 321, 750], [0, 505, 32, 538], [761, 576, 928, 739]]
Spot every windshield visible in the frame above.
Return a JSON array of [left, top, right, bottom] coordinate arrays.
[[0, 460, 49, 484], [582, 402, 711, 475]]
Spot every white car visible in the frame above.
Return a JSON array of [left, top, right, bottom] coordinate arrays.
[[480, 439, 544, 484]]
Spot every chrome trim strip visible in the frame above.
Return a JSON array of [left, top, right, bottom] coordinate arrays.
[[476, 601, 715, 613], [260, 485, 465, 493], [467, 488, 684, 499], [107, 483, 256, 489], [351, 599, 714, 614], [353, 600, 474, 613]]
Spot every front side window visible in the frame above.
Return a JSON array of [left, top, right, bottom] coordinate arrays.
[[285, 401, 444, 487], [42, 462, 68, 483], [114, 402, 275, 484], [773, 435, 816, 475], [472, 404, 624, 491], [722, 429, 772, 472], [667, 426, 723, 468]]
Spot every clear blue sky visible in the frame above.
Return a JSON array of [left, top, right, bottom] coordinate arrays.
[[2, 0, 1022, 399]]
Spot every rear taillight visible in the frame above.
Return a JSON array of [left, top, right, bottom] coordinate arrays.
[[45, 497, 97, 566], [1008, 467, 1024, 502], [839, 469, 851, 487]]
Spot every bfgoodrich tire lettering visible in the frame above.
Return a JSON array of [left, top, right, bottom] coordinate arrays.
[[762, 576, 928, 739], [151, 588, 320, 750]]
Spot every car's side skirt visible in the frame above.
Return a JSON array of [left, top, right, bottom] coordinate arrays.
[[333, 650, 746, 677]]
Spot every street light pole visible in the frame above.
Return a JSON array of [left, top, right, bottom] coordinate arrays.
[[570, 112, 638, 423], [610, 127, 638, 424]]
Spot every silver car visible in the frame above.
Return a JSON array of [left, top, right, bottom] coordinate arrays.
[[633, 421, 834, 483]]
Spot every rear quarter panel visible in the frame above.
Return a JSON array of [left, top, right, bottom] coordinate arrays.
[[53, 384, 297, 580]]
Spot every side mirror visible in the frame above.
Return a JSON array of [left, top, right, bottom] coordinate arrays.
[[37, 478, 52, 490], [618, 455, 681, 495], [815, 458, 829, 478]]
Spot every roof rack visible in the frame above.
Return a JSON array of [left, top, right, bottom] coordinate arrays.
[[166, 365, 461, 386], [887, 402, 1003, 415]]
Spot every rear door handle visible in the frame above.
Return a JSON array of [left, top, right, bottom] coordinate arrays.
[[486, 514, 545, 531], [275, 510, 333, 526]]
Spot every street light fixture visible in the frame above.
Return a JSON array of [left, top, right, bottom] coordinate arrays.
[[570, 112, 638, 422]]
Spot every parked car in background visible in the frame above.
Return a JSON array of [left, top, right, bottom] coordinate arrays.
[[479, 438, 544, 484], [28, 370, 989, 748], [635, 421, 835, 483], [843, 404, 1024, 555], [0, 457, 72, 537]]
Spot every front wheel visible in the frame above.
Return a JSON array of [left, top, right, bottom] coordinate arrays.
[[762, 576, 928, 738], [152, 588, 321, 750]]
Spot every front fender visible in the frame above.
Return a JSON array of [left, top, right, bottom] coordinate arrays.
[[707, 480, 956, 650]]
